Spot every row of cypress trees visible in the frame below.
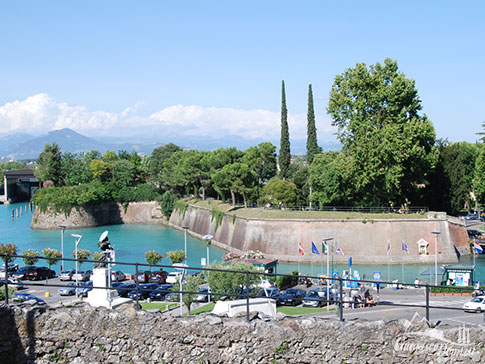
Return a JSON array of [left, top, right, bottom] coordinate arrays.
[[278, 81, 320, 179]]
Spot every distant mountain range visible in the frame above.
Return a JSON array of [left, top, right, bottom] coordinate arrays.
[[0, 128, 340, 160]]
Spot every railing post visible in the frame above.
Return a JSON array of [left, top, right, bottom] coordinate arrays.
[[246, 271, 250, 322], [4, 255, 9, 305], [339, 277, 344, 321], [425, 284, 430, 324], [135, 263, 139, 308]]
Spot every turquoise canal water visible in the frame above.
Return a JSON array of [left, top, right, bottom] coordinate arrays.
[[1, 203, 484, 282]]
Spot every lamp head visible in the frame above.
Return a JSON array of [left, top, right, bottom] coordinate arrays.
[[71, 234, 82, 238]]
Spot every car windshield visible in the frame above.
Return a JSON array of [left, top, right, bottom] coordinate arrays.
[[307, 291, 319, 297], [472, 297, 484, 303]]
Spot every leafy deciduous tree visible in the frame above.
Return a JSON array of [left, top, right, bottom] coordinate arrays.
[[21, 249, 40, 266], [167, 250, 186, 265]]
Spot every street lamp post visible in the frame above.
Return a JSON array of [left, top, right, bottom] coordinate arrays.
[[322, 238, 334, 311], [202, 235, 213, 303], [182, 226, 189, 264], [432, 231, 441, 286], [58, 225, 67, 271], [72, 234, 82, 296]]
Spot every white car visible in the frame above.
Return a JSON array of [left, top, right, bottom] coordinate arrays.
[[259, 279, 275, 289], [166, 272, 182, 284], [463, 296, 485, 313]]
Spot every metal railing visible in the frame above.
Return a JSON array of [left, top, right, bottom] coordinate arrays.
[[246, 204, 429, 214], [1, 253, 473, 324]]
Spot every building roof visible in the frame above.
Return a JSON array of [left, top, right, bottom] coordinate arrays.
[[3, 169, 36, 179]]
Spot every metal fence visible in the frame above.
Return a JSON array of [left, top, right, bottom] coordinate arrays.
[[1, 253, 471, 325], [247, 205, 429, 214]]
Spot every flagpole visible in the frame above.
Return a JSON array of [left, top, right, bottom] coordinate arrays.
[[387, 239, 391, 282], [327, 244, 330, 312], [401, 256, 404, 283]]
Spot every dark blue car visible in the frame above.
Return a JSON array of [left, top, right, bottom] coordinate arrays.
[[13, 292, 46, 304], [149, 284, 173, 300], [127, 283, 159, 300], [116, 283, 137, 297], [277, 288, 306, 306]]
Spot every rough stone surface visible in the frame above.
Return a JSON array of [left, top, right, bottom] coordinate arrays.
[[31, 201, 164, 229], [1, 304, 484, 364], [170, 205, 467, 264]]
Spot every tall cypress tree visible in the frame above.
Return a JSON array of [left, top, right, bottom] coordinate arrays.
[[279, 80, 291, 179], [306, 84, 319, 165]]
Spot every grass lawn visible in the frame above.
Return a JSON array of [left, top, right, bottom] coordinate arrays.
[[188, 302, 216, 315], [187, 199, 427, 220], [140, 302, 179, 311], [276, 305, 336, 315]]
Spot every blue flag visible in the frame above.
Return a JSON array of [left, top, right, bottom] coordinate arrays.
[[311, 242, 319, 255], [401, 240, 409, 253]]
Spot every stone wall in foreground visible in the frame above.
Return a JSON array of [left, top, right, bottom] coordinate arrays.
[[31, 201, 164, 229], [0, 303, 483, 364]]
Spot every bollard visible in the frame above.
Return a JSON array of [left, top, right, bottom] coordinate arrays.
[[425, 284, 430, 324], [4, 258, 9, 305], [20, 206, 22, 216]]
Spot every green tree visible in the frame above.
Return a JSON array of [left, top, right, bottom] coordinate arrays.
[[206, 262, 261, 299], [112, 159, 137, 188], [473, 145, 485, 205], [309, 152, 349, 206], [42, 248, 62, 269], [261, 178, 298, 207], [182, 273, 204, 315], [306, 84, 320, 165], [149, 143, 182, 182], [21, 249, 40, 266], [160, 191, 176, 218], [212, 163, 257, 207], [327, 58, 438, 206], [439, 142, 478, 214], [90, 159, 113, 182], [167, 250, 186, 265], [42, 248, 61, 283], [145, 250, 163, 270], [35, 143, 63, 185], [0, 243, 16, 266], [287, 160, 310, 206], [72, 249, 91, 268], [279, 80, 291, 179], [242, 142, 277, 187]]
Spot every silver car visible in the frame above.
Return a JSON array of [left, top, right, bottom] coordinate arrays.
[[58, 282, 77, 296], [59, 269, 75, 281]]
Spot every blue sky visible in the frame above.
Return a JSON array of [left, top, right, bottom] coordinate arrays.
[[0, 1, 483, 146]]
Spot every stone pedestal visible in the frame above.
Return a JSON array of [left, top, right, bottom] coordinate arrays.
[[86, 267, 130, 309]]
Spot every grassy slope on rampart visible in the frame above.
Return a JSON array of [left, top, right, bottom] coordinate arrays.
[[185, 198, 428, 220]]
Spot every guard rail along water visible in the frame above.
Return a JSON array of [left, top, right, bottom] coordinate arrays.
[[1, 253, 472, 325]]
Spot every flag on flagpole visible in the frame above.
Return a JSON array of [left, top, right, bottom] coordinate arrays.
[[335, 243, 345, 256], [321, 242, 328, 255], [387, 240, 391, 256], [474, 239, 484, 254], [401, 240, 409, 253], [311, 242, 319, 255], [298, 242, 305, 256]]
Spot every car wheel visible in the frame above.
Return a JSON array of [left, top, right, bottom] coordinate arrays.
[[476, 308, 482, 313]]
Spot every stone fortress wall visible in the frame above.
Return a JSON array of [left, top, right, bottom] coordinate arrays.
[[170, 205, 470, 265], [0, 304, 482, 364]]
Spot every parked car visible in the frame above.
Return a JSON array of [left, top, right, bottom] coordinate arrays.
[[23, 266, 55, 281], [166, 272, 182, 284], [76, 281, 93, 297], [116, 283, 137, 297], [58, 282, 77, 296], [72, 270, 92, 281], [259, 279, 275, 289], [195, 286, 212, 302], [302, 290, 325, 307], [127, 283, 159, 300], [13, 292, 46, 305], [237, 288, 258, 299], [134, 270, 151, 283], [0, 277, 23, 289], [463, 296, 485, 313], [148, 270, 168, 284], [149, 284, 173, 300], [59, 269, 75, 281], [277, 288, 306, 306], [12, 266, 37, 280], [260, 287, 280, 298], [467, 229, 482, 239], [111, 271, 126, 282], [464, 214, 479, 220]]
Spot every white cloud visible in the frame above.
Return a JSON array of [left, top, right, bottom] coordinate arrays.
[[0, 93, 335, 141]]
